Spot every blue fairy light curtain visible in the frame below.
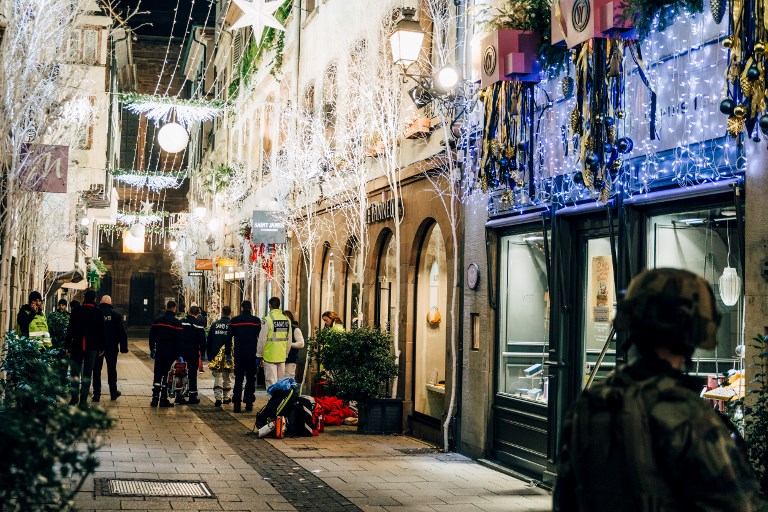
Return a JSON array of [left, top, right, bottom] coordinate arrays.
[[463, 2, 745, 216]]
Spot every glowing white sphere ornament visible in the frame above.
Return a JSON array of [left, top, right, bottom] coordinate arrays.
[[435, 66, 460, 92], [157, 122, 189, 153], [129, 223, 146, 239], [718, 266, 741, 307]]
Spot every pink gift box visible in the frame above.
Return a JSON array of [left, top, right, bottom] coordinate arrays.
[[474, 29, 542, 88], [551, 0, 635, 48]]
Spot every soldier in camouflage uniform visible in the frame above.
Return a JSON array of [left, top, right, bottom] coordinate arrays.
[[553, 268, 758, 511]]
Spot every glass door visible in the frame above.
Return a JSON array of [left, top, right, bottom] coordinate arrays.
[[581, 237, 617, 387]]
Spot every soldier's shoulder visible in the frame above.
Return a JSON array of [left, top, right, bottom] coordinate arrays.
[[644, 376, 716, 431]]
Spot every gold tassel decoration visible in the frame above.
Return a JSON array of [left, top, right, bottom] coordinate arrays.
[[500, 190, 513, 205], [607, 125, 617, 145]]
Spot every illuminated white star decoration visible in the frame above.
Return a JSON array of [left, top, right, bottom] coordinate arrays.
[[230, 0, 286, 42], [140, 201, 155, 216]]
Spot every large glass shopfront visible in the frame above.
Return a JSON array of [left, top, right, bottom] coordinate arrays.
[[490, 188, 745, 483]]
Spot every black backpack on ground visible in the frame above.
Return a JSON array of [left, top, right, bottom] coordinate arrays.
[[287, 395, 316, 437], [254, 387, 297, 430]]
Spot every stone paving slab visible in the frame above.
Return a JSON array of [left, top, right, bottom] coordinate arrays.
[[69, 340, 551, 511]]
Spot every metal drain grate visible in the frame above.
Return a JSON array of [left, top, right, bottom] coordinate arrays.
[[395, 447, 439, 455], [105, 479, 213, 497]]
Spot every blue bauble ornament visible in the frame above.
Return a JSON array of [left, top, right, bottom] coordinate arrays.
[[573, 171, 584, 184], [720, 98, 735, 115], [617, 137, 633, 154]]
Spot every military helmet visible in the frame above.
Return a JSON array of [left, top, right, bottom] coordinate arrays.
[[614, 268, 721, 351]]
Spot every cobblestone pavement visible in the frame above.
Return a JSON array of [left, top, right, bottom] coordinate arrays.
[[72, 340, 551, 511]]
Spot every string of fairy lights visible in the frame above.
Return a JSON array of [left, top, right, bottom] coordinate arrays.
[[461, 6, 747, 217]]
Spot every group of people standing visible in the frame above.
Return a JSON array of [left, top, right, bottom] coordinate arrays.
[[16, 289, 128, 408], [149, 296, 305, 412]]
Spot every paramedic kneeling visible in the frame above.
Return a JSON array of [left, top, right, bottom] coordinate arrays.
[[257, 297, 291, 392]]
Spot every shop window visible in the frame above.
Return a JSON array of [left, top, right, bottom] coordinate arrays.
[[376, 233, 396, 330], [647, 207, 743, 374], [68, 27, 101, 65], [497, 232, 550, 404], [344, 244, 361, 329], [320, 243, 336, 315], [414, 223, 447, 419], [582, 237, 617, 387]]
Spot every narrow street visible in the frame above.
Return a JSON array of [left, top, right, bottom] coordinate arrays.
[[73, 339, 551, 512]]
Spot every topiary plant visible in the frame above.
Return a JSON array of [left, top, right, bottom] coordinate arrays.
[[0, 332, 113, 511], [742, 334, 768, 499], [310, 325, 397, 403]]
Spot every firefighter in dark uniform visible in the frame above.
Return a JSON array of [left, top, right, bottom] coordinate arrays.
[[149, 300, 183, 408], [92, 295, 128, 401], [229, 300, 261, 413], [178, 305, 206, 404], [553, 268, 758, 511]]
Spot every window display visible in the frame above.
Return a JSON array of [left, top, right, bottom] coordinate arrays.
[[497, 232, 550, 404], [581, 237, 617, 387], [647, 207, 743, 374]]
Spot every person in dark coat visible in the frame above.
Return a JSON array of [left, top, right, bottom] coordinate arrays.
[[206, 306, 233, 407], [178, 305, 206, 404], [92, 295, 128, 401], [63, 289, 106, 408], [46, 298, 70, 349], [148, 300, 183, 408], [229, 300, 261, 413]]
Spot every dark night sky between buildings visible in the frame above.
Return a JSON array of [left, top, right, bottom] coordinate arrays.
[[112, 0, 214, 38]]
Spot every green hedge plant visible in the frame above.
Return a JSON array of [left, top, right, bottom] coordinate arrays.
[[310, 326, 398, 403], [0, 333, 113, 511]]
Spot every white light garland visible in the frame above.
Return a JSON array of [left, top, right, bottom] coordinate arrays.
[[124, 101, 223, 128], [112, 173, 186, 191], [116, 212, 166, 225]]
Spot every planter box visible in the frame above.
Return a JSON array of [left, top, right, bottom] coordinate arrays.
[[473, 29, 542, 88], [358, 398, 403, 435], [551, 0, 635, 48]]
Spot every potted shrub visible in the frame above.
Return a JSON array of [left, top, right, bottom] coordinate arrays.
[[311, 325, 401, 434]]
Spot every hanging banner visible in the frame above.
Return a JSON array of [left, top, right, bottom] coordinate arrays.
[[19, 144, 69, 193], [195, 259, 213, 270], [252, 210, 285, 244]]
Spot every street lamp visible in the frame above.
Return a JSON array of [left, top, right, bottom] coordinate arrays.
[[389, 9, 463, 107], [389, 8, 425, 69]]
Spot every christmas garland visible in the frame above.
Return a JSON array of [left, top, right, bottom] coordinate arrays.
[[621, 0, 704, 39], [98, 224, 165, 235], [87, 257, 108, 291], [202, 164, 234, 193], [109, 168, 187, 190], [473, 0, 570, 75], [117, 93, 226, 127], [230, 0, 293, 97], [116, 210, 170, 226]]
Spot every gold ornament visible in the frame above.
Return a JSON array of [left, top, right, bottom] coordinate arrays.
[[733, 104, 747, 118], [612, 159, 623, 170], [570, 109, 581, 133], [740, 74, 754, 97], [500, 190, 513, 205], [607, 125, 617, 145], [616, 110, 626, 119], [583, 168, 593, 188], [504, 146, 516, 159], [755, 42, 766, 55], [727, 115, 745, 138], [723, 37, 733, 49], [480, 174, 489, 193]]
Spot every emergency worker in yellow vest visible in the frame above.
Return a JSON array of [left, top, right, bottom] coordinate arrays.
[[257, 296, 291, 392], [17, 290, 52, 348]]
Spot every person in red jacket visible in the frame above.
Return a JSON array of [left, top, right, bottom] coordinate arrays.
[[64, 289, 106, 408]]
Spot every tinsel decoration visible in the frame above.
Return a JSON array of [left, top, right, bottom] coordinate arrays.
[[711, 0, 726, 23], [479, 80, 536, 202], [108, 168, 186, 191], [720, 0, 768, 139]]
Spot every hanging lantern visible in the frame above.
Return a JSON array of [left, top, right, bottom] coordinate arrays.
[[718, 266, 741, 307], [129, 223, 145, 238], [157, 122, 189, 153]]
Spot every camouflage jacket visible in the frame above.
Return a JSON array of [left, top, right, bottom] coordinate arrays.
[[46, 310, 69, 348], [553, 356, 758, 512]]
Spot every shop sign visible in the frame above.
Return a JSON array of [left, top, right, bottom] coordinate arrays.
[[252, 210, 285, 244], [224, 271, 246, 280], [188, 271, 204, 277], [195, 259, 213, 271], [19, 144, 69, 193], [366, 199, 404, 224], [217, 258, 237, 267]]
